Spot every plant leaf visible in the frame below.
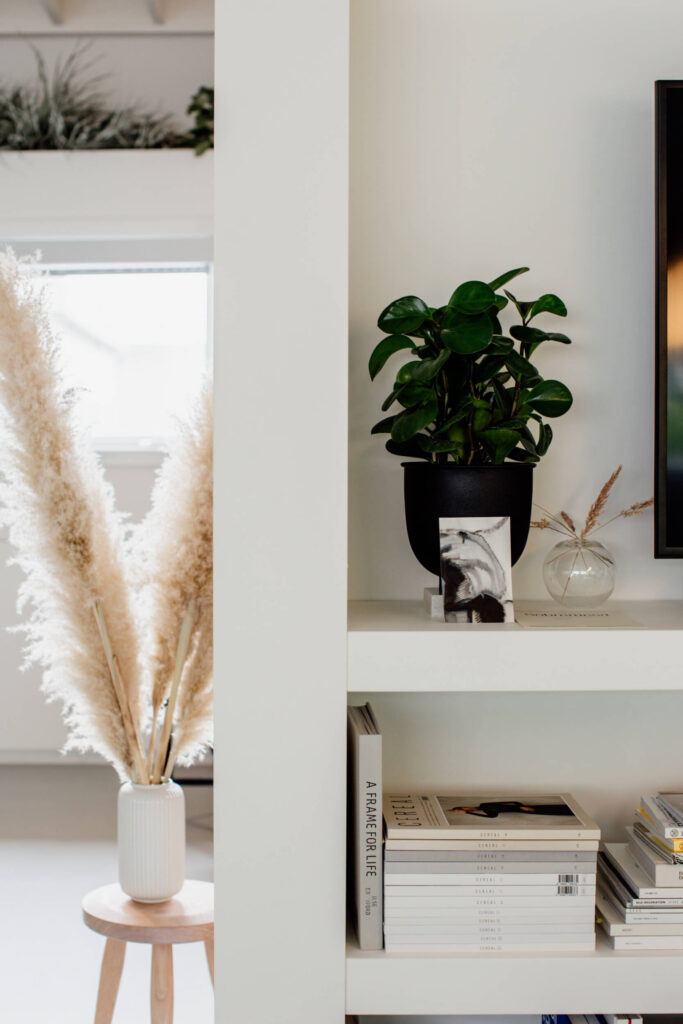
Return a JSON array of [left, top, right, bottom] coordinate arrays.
[[528, 293, 567, 320], [448, 280, 496, 315], [368, 335, 415, 380], [504, 350, 540, 382], [370, 415, 398, 434], [507, 447, 540, 463], [397, 383, 433, 408], [385, 437, 432, 460], [377, 296, 429, 335], [504, 290, 534, 322], [489, 335, 514, 354], [418, 435, 462, 453], [408, 348, 451, 384], [527, 380, 573, 418], [441, 312, 493, 355], [488, 267, 530, 291], [536, 422, 553, 455], [391, 401, 439, 442], [479, 427, 521, 463], [510, 325, 571, 346]]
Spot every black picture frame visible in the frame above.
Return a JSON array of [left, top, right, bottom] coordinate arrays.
[[655, 80, 683, 556]]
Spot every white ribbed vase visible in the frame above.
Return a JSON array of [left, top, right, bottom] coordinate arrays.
[[118, 781, 186, 903]]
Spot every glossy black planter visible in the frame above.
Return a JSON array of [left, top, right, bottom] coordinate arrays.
[[402, 462, 534, 577]]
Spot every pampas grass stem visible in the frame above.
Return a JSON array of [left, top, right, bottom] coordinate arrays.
[[152, 599, 197, 784], [92, 599, 147, 784]]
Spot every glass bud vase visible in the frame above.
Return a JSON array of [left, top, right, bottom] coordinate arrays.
[[118, 780, 186, 903], [543, 538, 615, 608]]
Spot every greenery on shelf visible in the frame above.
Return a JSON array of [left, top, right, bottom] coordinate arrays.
[[369, 267, 573, 466], [186, 86, 214, 155], [0, 48, 186, 151]]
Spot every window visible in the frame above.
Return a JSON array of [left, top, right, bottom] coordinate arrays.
[[43, 263, 212, 450]]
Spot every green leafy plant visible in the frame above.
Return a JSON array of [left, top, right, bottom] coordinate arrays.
[[0, 47, 186, 151], [369, 267, 573, 465], [185, 86, 214, 156]]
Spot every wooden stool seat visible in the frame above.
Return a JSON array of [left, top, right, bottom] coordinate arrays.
[[82, 881, 214, 1024]]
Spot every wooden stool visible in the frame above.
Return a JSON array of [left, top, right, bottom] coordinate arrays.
[[82, 880, 214, 1024]]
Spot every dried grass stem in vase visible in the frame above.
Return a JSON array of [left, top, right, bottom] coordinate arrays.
[[531, 466, 653, 608]]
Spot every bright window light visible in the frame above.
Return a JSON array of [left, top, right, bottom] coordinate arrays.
[[44, 265, 211, 449]]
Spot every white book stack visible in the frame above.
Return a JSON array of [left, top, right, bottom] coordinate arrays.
[[597, 792, 683, 949], [383, 793, 600, 953]]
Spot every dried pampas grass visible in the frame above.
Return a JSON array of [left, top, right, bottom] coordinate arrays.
[[0, 252, 144, 779], [0, 252, 213, 782], [136, 384, 213, 779]]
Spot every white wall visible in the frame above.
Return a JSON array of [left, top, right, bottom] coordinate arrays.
[[349, 0, 683, 601]]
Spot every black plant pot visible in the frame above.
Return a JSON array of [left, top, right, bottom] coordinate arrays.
[[402, 462, 534, 577]]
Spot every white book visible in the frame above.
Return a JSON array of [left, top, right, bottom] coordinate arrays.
[[627, 827, 683, 887], [603, 1015, 643, 1024], [347, 704, 382, 950], [386, 849, 596, 863], [609, 934, 683, 950], [602, 844, 683, 901], [384, 939, 595, 953], [386, 894, 596, 908], [597, 892, 683, 936], [386, 909, 595, 923], [386, 922, 595, 934], [385, 883, 595, 897], [384, 793, 600, 841], [385, 838, 599, 852], [385, 931, 595, 944], [385, 871, 595, 885]]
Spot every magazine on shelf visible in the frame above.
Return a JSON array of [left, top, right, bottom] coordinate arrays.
[[626, 826, 683, 886], [609, 934, 683, 950], [385, 865, 596, 880], [638, 794, 683, 838], [596, 889, 683, 935], [347, 703, 382, 950], [597, 884, 683, 923], [656, 793, 683, 826], [386, 893, 596, 909], [383, 793, 600, 840], [632, 819, 683, 858], [385, 848, 596, 863], [383, 938, 596, 953], [385, 837, 599, 852], [602, 844, 683, 901], [634, 809, 683, 850], [386, 907, 595, 923]]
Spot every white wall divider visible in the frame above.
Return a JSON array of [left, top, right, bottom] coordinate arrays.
[[214, 1, 349, 1022]]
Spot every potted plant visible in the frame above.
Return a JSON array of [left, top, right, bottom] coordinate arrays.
[[369, 267, 573, 575]]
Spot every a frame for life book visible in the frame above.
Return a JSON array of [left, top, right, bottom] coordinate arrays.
[[347, 703, 382, 949]]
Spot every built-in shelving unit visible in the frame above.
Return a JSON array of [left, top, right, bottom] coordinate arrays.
[[346, 932, 683, 1016], [348, 599, 683, 692]]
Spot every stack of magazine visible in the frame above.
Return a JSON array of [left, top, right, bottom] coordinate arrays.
[[383, 793, 600, 952], [597, 792, 683, 949], [543, 1015, 642, 1024]]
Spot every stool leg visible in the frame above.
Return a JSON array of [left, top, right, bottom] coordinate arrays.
[[93, 938, 126, 1024], [150, 944, 174, 1024], [204, 936, 214, 986]]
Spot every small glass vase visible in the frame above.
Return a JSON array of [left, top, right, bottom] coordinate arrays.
[[542, 537, 615, 608]]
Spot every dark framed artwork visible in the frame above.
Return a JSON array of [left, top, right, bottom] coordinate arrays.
[[656, 80, 683, 556]]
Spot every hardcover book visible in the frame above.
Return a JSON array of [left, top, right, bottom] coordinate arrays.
[[384, 793, 600, 840], [347, 703, 382, 950]]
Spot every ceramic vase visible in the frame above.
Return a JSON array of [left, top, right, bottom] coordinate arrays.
[[118, 780, 185, 903]]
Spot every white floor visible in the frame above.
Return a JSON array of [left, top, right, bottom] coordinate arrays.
[[0, 765, 214, 1023]]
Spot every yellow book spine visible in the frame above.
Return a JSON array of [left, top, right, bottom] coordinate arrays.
[[636, 810, 683, 852]]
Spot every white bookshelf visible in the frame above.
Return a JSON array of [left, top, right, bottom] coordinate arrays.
[[346, 931, 683, 1016], [216, 3, 683, 1022], [349, 600, 683, 692]]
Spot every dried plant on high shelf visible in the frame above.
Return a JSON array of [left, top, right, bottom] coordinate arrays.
[[0, 251, 213, 783], [0, 47, 185, 151], [531, 465, 654, 543]]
